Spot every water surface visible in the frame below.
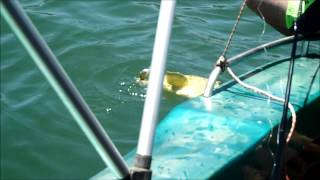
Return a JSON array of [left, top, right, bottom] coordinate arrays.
[[1, 0, 286, 179]]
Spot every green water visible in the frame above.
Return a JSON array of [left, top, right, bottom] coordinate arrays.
[[0, 0, 288, 179]]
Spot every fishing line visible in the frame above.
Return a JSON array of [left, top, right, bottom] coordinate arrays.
[[264, 83, 275, 161], [256, 0, 275, 160], [257, 0, 269, 57]]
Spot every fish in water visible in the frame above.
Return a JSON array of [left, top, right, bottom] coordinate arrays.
[[137, 68, 220, 98]]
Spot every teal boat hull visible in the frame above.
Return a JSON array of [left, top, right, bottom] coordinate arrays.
[[93, 56, 320, 179]]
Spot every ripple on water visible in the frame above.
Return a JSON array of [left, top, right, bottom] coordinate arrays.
[[1, 0, 287, 179]]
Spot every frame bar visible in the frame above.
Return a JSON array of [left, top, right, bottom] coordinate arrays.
[[0, 0, 129, 178], [134, 0, 176, 171]]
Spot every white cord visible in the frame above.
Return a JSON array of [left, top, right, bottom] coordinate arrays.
[[226, 67, 296, 143]]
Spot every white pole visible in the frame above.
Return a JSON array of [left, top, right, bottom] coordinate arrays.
[[136, 0, 176, 164], [203, 66, 222, 97]]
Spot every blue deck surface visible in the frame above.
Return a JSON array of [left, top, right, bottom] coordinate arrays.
[[93, 57, 320, 179]]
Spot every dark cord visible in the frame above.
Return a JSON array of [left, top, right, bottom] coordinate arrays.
[[269, 5, 302, 180]]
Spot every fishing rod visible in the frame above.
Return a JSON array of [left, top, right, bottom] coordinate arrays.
[[269, 7, 302, 180]]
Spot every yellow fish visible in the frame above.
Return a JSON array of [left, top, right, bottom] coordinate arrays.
[[137, 69, 220, 98]]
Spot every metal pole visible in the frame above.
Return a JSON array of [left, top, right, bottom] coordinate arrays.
[[0, 1, 129, 178], [203, 66, 222, 97], [203, 36, 305, 97], [133, 0, 176, 178]]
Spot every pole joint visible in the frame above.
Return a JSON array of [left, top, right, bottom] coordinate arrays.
[[215, 55, 229, 72], [130, 154, 152, 180]]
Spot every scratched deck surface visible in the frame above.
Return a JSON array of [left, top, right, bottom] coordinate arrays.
[[93, 56, 320, 179]]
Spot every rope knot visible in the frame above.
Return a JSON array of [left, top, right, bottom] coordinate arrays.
[[215, 56, 229, 71]]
